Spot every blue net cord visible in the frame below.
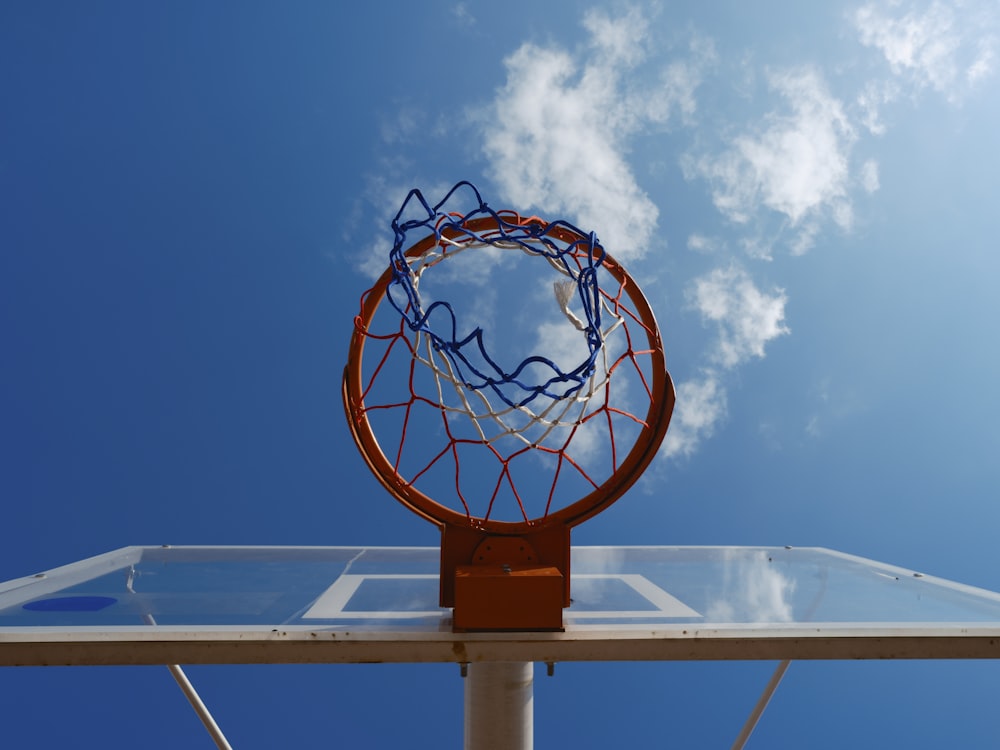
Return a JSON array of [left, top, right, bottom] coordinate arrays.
[[386, 181, 608, 409]]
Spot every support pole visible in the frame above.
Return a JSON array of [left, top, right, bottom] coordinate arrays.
[[464, 662, 533, 750], [167, 664, 235, 750], [731, 660, 791, 750]]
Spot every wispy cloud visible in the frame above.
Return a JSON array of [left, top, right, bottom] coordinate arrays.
[[660, 2, 995, 459], [860, 159, 880, 193], [855, 79, 898, 135], [451, 2, 475, 29], [853, 1, 998, 101], [689, 266, 790, 369], [664, 267, 789, 458], [662, 372, 727, 460], [481, 8, 714, 260], [687, 233, 724, 254], [685, 67, 856, 255], [706, 550, 796, 622]]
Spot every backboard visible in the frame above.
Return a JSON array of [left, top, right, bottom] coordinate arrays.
[[3, 545, 1000, 666]]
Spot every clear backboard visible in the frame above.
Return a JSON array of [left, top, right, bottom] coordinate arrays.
[[3, 544, 1000, 666]]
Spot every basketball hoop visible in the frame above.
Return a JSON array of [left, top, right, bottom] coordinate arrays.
[[343, 182, 674, 629]]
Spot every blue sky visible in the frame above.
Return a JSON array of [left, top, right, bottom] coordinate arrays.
[[2, 1, 1000, 747]]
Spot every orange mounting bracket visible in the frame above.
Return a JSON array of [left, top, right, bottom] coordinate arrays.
[[442, 524, 570, 631]]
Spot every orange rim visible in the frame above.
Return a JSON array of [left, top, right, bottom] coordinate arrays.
[[343, 215, 675, 534]]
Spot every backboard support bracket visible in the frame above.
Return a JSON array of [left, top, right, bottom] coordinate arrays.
[[442, 525, 570, 631]]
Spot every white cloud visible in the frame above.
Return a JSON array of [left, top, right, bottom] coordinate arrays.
[[860, 159, 880, 192], [665, 267, 789, 460], [647, 36, 718, 125], [788, 223, 821, 257], [687, 233, 723, 253], [481, 8, 713, 260], [855, 79, 899, 135], [451, 3, 475, 28], [581, 6, 650, 68], [662, 372, 727, 460], [685, 68, 856, 254], [855, 3, 960, 90], [706, 550, 796, 622], [688, 266, 790, 369], [854, 1, 998, 101], [739, 236, 776, 261], [531, 316, 593, 379], [967, 40, 996, 84]]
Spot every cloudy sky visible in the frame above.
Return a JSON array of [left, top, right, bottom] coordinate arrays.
[[2, 1, 1000, 747]]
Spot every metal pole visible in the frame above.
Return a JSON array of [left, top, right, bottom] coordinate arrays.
[[464, 662, 533, 750], [166, 664, 235, 750], [731, 660, 791, 750]]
